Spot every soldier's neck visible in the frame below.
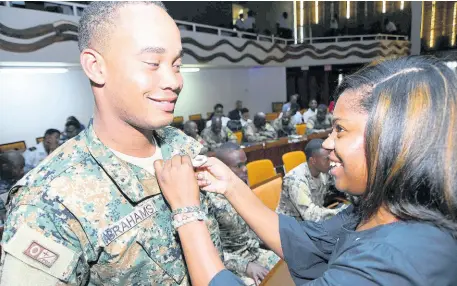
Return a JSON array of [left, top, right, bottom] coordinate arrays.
[[308, 163, 320, 178], [93, 112, 156, 158]]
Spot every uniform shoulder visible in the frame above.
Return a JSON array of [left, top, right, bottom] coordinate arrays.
[[21, 137, 91, 188], [285, 162, 308, 179]]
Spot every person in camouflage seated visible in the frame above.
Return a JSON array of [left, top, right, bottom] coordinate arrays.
[[183, 120, 209, 154], [243, 112, 277, 143], [0, 2, 223, 285], [272, 110, 296, 137], [211, 143, 279, 285], [201, 116, 237, 151], [276, 139, 341, 222], [306, 104, 333, 135]]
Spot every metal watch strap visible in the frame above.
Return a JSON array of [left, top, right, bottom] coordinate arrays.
[[172, 211, 206, 230], [171, 206, 201, 217]]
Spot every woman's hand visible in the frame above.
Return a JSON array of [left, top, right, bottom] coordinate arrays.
[[154, 155, 200, 211], [195, 157, 243, 196]]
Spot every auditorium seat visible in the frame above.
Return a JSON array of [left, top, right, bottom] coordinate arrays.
[[189, 114, 202, 121], [251, 174, 282, 211], [300, 108, 307, 114], [207, 112, 213, 119], [0, 141, 26, 153], [260, 259, 294, 286], [265, 112, 279, 122], [295, 124, 307, 135], [247, 159, 276, 187], [234, 131, 243, 144], [173, 116, 184, 124], [272, 102, 284, 113], [282, 151, 306, 173], [36, 137, 44, 144]]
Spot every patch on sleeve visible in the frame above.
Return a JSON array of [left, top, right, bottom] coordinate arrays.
[[3, 225, 81, 282]]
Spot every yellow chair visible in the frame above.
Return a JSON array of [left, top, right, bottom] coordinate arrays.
[[260, 259, 295, 286], [265, 112, 279, 122], [282, 151, 306, 173], [300, 108, 307, 114], [247, 159, 276, 187], [251, 174, 282, 211], [234, 131, 243, 144], [295, 124, 307, 135], [207, 112, 213, 119], [189, 114, 202, 121], [36, 137, 44, 144], [0, 141, 26, 152], [173, 116, 184, 124]]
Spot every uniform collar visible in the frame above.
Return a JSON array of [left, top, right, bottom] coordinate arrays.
[[84, 120, 202, 203]]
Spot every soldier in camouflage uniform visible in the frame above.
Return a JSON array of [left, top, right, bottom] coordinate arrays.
[[183, 120, 209, 154], [272, 111, 296, 137], [212, 143, 279, 285], [201, 116, 237, 151], [0, 2, 223, 285], [243, 112, 277, 143], [306, 104, 333, 135], [276, 139, 341, 222]]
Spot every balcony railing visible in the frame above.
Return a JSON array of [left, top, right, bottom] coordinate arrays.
[[2, 1, 408, 46]]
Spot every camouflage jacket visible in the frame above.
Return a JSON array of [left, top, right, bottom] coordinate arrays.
[[0, 121, 223, 285], [272, 118, 296, 137], [306, 114, 333, 135], [242, 123, 277, 143], [276, 162, 339, 222], [194, 134, 209, 154], [201, 126, 237, 151]]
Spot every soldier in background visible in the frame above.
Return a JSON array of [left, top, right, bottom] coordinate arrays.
[[0, 2, 223, 285], [276, 139, 341, 222], [22, 128, 60, 173], [272, 110, 296, 137], [243, 112, 277, 143], [306, 104, 333, 135], [183, 120, 209, 154], [212, 143, 279, 285], [201, 116, 237, 151], [0, 151, 25, 225]]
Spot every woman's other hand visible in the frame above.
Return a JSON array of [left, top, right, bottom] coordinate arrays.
[[154, 155, 200, 211], [195, 157, 242, 195]]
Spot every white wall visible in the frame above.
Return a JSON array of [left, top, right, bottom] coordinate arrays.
[[0, 69, 94, 147], [0, 66, 287, 147]]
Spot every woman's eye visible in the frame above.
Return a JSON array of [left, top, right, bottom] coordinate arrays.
[[335, 124, 344, 133], [173, 64, 182, 72]]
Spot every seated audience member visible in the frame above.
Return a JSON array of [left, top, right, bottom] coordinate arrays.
[[289, 103, 303, 125], [240, 108, 252, 127], [23, 129, 60, 172], [228, 100, 243, 121], [0, 151, 25, 224], [202, 116, 237, 151], [302, 99, 318, 122], [244, 10, 256, 33], [276, 139, 340, 221], [64, 120, 82, 140], [235, 13, 245, 31], [243, 112, 277, 143], [67, 116, 86, 130], [207, 104, 230, 127], [282, 94, 299, 113], [272, 111, 296, 137], [183, 121, 209, 154], [306, 104, 333, 134], [211, 143, 279, 285], [154, 56, 457, 286], [384, 18, 397, 34]]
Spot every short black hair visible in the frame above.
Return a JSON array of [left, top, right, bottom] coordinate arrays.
[[283, 12, 288, 18], [44, 129, 61, 137], [241, 108, 249, 113], [317, 104, 328, 110], [304, 139, 324, 159], [214, 103, 224, 110], [290, 103, 300, 113], [248, 10, 254, 17], [215, 142, 241, 160], [78, 1, 166, 51], [66, 120, 81, 130]]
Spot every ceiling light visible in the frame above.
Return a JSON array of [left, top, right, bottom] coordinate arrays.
[[181, 67, 200, 73]]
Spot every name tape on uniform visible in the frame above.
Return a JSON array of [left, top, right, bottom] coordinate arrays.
[[23, 241, 59, 268], [101, 201, 157, 246]]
